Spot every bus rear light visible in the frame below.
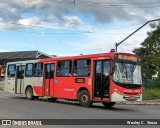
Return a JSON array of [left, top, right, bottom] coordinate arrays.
[[88, 79, 91, 85]]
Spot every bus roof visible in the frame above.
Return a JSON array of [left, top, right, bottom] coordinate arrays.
[[6, 59, 39, 65], [6, 52, 137, 64], [40, 52, 136, 62]]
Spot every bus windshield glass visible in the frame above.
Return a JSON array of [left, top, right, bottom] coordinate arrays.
[[113, 62, 142, 85]]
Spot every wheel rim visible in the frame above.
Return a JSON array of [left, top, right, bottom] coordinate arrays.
[[81, 94, 88, 103]]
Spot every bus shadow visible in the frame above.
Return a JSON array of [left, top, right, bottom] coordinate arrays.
[[51, 100, 136, 112], [10, 97, 135, 112], [10, 96, 26, 100], [90, 104, 135, 112]]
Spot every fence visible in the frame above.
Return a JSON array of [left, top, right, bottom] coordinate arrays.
[[143, 77, 160, 90]]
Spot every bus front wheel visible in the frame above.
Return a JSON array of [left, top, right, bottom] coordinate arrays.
[[78, 90, 92, 107], [25, 87, 34, 100], [102, 102, 116, 108]]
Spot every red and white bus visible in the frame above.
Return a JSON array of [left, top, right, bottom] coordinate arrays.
[[4, 52, 142, 107], [0, 65, 5, 78]]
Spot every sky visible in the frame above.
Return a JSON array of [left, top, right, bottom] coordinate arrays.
[[0, 0, 160, 56]]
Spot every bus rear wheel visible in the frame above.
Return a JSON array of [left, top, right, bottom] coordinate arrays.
[[25, 87, 34, 100], [102, 102, 116, 108], [78, 90, 92, 107]]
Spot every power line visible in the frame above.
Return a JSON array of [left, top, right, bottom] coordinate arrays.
[[76, 1, 153, 6], [0, 20, 63, 30], [0, 20, 91, 33], [53, 0, 156, 6], [0, 20, 145, 33], [75, 3, 160, 8], [0, 26, 148, 36], [50, 0, 160, 8], [94, 23, 144, 32], [0, 20, 151, 35]]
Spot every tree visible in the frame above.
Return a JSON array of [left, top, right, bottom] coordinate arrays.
[[133, 23, 160, 79]]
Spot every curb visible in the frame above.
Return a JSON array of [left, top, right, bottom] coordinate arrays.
[[117, 102, 160, 105]]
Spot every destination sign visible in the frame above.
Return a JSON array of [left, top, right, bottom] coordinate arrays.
[[114, 54, 139, 62]]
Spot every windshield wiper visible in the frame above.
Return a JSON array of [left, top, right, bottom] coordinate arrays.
[[132, 63, 137, 72], [121, 62, 128, 79]]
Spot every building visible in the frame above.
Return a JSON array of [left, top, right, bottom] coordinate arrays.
[[0, 50, 52, 65]]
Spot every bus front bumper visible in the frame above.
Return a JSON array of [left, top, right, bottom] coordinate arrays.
[[111, 92, 142, 102]]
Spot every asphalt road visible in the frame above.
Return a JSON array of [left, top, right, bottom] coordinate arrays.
[[0, 90, 160, 128]]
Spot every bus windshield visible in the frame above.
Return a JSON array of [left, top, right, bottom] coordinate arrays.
[[113, 62, 142, 85]]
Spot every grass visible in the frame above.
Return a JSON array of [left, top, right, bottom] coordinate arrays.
[[143, 88, 160, 100]]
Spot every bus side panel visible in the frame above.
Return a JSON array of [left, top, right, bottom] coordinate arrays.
[[23, 77, 43, 96], [52, 77, 75, 99], [4, 65, 16, 93], [33, 86, 43, 96], [4, 76, 16, 93], [4, 71, 8, 92], [53, 77, 92, 100]]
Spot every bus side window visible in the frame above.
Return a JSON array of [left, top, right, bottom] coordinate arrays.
[[56, 60, 72, 77], [73, 59, 90, 77], [35, 63, 43, 77], [25, 63, 34, 77], [7, 64, 16, 77], [17, 65, 25, 79]]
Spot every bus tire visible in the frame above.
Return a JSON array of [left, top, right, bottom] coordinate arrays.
[[78, 90, 92, 107], [25, 87, 34, 100], [102, 102, 116, 108]]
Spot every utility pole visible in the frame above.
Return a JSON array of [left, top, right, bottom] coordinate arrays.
[[115, 18, 160, 52]]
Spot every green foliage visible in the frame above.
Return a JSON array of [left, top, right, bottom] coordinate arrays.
[[142, 78, 160, 100], [133, 23, 160, 78], [143, 89, 160, 100]]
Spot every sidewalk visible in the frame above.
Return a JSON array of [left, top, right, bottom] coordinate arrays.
[[118, 99, 160, 105], [0, 80, 4, 90]]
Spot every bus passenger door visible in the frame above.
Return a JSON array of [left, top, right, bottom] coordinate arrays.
[[94, 60, 110, 99], [16, 65, 24, 94], [6, 64, 16, 93], [44, 63, 55, 96]]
